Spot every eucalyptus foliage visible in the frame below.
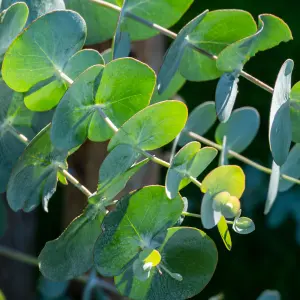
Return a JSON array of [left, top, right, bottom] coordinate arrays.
[[0, 0, 298, 299]]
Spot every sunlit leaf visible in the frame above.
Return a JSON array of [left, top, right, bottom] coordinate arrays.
[[108, 101, 188, 151], [217, 216, 232, 250], [264, 160, 280, 215], [39, 204, 105, 281], [51, 58, 155, 150], [180, 10, 257, 81], [215, 107, 260, 154], [217, 14, 292, 72], [269, 59, 293, 166], [115, 227, 218, 300], [289, 81, 300, 142], [157, 10, 208, 94], [7, 125, 68, 212]]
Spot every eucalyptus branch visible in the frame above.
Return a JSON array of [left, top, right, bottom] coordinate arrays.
[[90, 0, 274, 94], [187, 131, 300, 186]]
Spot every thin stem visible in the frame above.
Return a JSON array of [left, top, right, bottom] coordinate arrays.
[[0, 245, 119, 294], [181, 211, 234, 224], [187, 131, 300, 186], [90, 0, 274, 94]]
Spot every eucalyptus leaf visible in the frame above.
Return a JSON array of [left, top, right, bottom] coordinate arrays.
[[217, 14, 292, 72], [102, 48, 113, 64], [7, 125, 68, 212], [0, 2, 29, 61], [289, 81, 300, 142], [201, 165, 245, 198], [65, 0, 193, 45], [232, 216, 255, 234], [94, 185, 184, 276], [264, 160, 280, 215], [215, 107, 260, 154], [215, 70, 239, 122], [108, 101, 188, 151], [279, 144, 300, 192], [179, 101, 216, 146], [219, 136, 228, 166], [115, 227, 218, 300], [39, 204, 105, 281], [38, 276, 69, 298], [166, 142, 217, 199], [217, 216, 232, 250], [51, 58, 155, 151], [201, 192, 222, 229], [180, 10, 257, 81], [269, 59, 293, 166], [2, 10, 87, 111], [157, 10, 208, 94], [257, 290, 281, 300]]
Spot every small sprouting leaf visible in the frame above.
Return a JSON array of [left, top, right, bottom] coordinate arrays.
[[108, 101, 188, 151], [233, 216, 255, 234], [0, 2, 29, 61], [2, 10, 87, 111], [215, 70, 239, 122], [65, 0, 193, 45], [201, 165, 245, 198], [39, 204, 105, 281], [7, 125, 68, 212], [269, 59, 293, 166], [112, 0, 131, 59], [94, 144, 148, 202], [264, 160, 280, 215], [38, 276, 69, 299], [179, 101, 217, 146], [257, 290, 281, 300], [217, 15, 292, 72], [115, 227, 218, 300], [201, 192, 222, 229], [217, 216, 232, 250], [94, 185, 184, 276], [0, 198, 7, 237], [157, 10, 208, 94], [289, 81, 300, 142], [215, 107, 260, 154], [51, 58, 155, 151], [279, 144, 300, 192], [219, 136, 228, 166], [166, 142, 217, 199], [180, 10, 257, 81], [151, 71, 186, 104]]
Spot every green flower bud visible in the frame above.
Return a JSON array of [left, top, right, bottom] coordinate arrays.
[[220, 195, 241, 219], [212, 191, 230, 211]]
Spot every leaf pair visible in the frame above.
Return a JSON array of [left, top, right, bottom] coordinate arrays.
[[94, 186, 218, 300]]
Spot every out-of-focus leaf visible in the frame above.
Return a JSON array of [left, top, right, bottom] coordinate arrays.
[[39, 204, 105, 281], [217, 14, 292, 72], [0, 198, 7, 237], [269, 59, 293, 166], [180, 10, 257, 81], [65, 0, 193, 45], [38, 276, 69, 298], [179, 101, 217, 146], [215, 107, 260, 154], [279, 144, 300, 192], [257, 290, 281, 300], [217, 216, 231, 250], [215, 70, 239, 122], [7, 125, 68, 212], [157, 11, 208, 94], [264, 160, 280, 215], [0, 290, 6, 300], [108, 101, 188, 151]]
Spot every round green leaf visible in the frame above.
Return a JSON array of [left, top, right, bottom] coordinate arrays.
[[264, 160, 280, 215], [157, 10, 208, 94], [279, 144, 300, 192], [179, 101, 216, 146], [93, 185, 184, 277], [232, 216, 255, 235], [180, 10, 257, 81], [289, 81, 300, 142], [215, 107, 260, 154], [201, 165, 245, 198], [115, 227, 218, 300], [65, 0, 193, 45], [108, 101, 188, 151], [201, 192, 222, 229], [2, 10, 87, 111], [39, 204, 105, 281], [0, 2, 29, 61], [269, 59, 293, 166], [217, 14, 292, 72], [166, 142, 217, 199], [51, 58, 155, 150], [7, 125, 68, 212], [217, 215, 232, 250], [215, 70, 239, 122]]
